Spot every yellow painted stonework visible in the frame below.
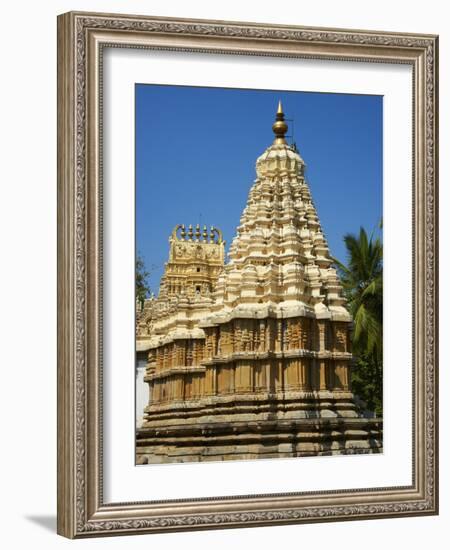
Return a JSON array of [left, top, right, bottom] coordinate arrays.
[[136, 104, 382, 463]]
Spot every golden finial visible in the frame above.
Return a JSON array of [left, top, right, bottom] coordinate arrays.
[[272, 100, 288, 145]]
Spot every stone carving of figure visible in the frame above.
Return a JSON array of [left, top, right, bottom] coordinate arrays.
[[242, 327, 250, 352], [195, 245, 204, 259], [175, 243, 187, 256], [254, 326, 259, 352]]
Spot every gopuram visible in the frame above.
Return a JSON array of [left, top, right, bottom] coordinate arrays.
[[136, 103, 382, 463]]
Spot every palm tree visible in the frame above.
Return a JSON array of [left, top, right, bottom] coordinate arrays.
[[334, 226, 383, 356], [333, 226, 383, 415]]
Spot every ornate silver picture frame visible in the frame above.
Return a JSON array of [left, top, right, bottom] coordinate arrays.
[[57, 11, 438, 538]]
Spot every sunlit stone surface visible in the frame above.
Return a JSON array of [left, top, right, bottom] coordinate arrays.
[[136, 103, 382, 464]]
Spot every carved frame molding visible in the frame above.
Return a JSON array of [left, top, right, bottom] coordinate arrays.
[[57, 11, 438, 538]]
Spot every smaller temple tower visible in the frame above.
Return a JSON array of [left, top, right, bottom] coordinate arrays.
[[135, 224, 226, 429], [159, 224, 225, 299], [136, 224, 225, 341]]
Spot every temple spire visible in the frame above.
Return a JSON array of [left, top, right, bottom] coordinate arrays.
[[277, 99, 283, 114], [272, 100, 288, 144]]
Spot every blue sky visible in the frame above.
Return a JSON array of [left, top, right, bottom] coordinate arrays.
[[136, 84, 382, 294]]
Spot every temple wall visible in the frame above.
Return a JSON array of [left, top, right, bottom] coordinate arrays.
[[144, 317, 352, 409], [135, 356, 148, 428]]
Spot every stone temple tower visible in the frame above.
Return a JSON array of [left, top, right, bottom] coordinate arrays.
[[159, 223, 225, 299], [136, 103, 382, 463]]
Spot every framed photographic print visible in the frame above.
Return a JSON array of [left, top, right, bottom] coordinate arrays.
[[57, 11, 439, 538]]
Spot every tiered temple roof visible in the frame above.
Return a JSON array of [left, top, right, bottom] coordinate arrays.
[[208, 101, 348, 321]]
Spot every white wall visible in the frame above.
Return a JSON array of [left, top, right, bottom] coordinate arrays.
[[0, 1, 447, 549], [136, 359, 148, 428]]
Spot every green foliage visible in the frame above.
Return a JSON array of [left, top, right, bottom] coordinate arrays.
[[136, 253, 151, 308], [352, 353, 383, 417], [334, 225, 383, 416]]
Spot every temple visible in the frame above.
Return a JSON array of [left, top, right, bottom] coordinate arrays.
[[136, 102, 382, 463]]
